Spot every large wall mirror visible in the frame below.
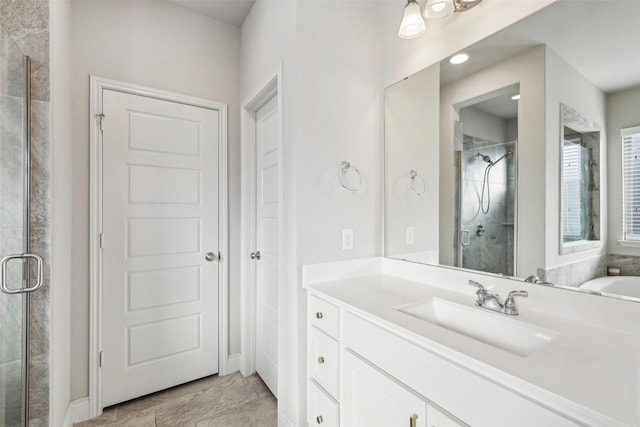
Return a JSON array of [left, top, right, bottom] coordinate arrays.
[[384, 0, 640, 302]]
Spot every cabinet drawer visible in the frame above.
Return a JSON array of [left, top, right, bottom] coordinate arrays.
[[308, 379, 339, 427], [309, 294, 340, 338], [309, 327, 340, 397]]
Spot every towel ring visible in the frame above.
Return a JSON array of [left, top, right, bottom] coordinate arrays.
[[410, 170, 426, 196], [339, 161, 362, 192]]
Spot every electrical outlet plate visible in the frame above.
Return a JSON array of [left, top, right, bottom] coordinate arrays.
[[342, 229, 354, 251]]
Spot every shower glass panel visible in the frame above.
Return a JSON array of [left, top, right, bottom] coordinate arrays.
[[0, 26, 27, 427], [454, 87, 518, 277]]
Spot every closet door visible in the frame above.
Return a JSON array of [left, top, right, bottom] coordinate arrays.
[[101, 89, 220, 406]]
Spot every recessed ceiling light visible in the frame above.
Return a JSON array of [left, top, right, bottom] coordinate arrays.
[[450, 53, 469, 64], [511, 94, 521, 100]]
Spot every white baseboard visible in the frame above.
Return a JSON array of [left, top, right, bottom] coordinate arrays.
[[224, 353, 241, 375], [62, 397, 91, 427]]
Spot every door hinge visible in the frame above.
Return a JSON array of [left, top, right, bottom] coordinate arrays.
[[96, 113, 105, 132], [99, 233, 104, 249], [99, 351, 103, 367]]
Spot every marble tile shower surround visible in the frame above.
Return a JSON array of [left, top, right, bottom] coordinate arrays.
[[459, 136, 515, 276], [582, 131, 600, 240], [608, 254, 640, 276], [537, 254, 640, 290], [0, 1, 51, 426], [538, 255, 607, 288]]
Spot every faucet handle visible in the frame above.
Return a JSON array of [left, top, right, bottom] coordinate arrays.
[[507, 290, 529, 299], [503, 290, 528, 315], [468, 280, 486, 291], [468, 280, 488, 304]]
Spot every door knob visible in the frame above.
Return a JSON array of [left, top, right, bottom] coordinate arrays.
[[205, 252, 216, 262], [250, 251, 261, 260]]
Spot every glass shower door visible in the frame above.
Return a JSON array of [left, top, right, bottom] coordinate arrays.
[[0, 27, 40, 427]]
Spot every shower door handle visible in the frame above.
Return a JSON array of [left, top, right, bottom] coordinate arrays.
[[0, 253, 43, 294], [461, 229, 470, 246]]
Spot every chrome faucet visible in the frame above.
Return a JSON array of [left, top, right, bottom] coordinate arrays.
[[468, 280, 528, 316], [524, 274, 554, 287]]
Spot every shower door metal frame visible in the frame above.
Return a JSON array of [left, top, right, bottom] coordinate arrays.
[[0, 55, 42, 427]]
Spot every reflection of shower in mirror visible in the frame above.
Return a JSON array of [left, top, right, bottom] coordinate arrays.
[[477, 150, 513, 214]]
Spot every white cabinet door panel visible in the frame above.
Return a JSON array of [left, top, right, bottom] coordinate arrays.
[[342, 350, 427, 427]]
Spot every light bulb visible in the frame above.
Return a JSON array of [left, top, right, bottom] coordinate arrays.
[[424, 0, 454, 20], [398, 0, 425, 39]]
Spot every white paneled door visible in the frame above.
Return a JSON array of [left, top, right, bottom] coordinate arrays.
[[254, 95, 279, 397], [101, 89, 220, 406]]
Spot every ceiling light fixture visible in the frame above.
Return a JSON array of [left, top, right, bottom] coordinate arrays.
[[511, 94, 521, 100], [450, 53, 469, 64], [398, 0, 426, 39], [399, 0, 483, 39]]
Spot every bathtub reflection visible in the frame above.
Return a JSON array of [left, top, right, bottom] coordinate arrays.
[[580, 276, 640, 299]]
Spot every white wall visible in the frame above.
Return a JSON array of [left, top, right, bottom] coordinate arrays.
[[460, 106, 509, 143], [50, 0, 73, 423], [385, 64, 440, 262], [69, 0, 241, 399], [606, 86, 640, 256], [544, 48, 607, 268], [440, 46, 546, 275], [295, 0, 382, 266]]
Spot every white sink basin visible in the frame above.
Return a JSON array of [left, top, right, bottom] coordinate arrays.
[[396, 298, 560, 357]]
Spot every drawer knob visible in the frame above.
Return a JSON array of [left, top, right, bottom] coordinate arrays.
[[316, 312, 323, 319], [317, 356, 325, 364], [316, 415, 324, 424]]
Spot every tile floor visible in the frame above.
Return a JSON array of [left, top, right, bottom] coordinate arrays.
[[74, 373, 276, 427]]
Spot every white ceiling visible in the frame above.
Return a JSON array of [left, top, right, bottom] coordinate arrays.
[[168, 0, 256, 27], [470, 93, 519, 120], [441, 1, 640, 94]]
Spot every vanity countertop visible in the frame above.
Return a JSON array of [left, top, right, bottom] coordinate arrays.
[[303, 260, 640, 427]]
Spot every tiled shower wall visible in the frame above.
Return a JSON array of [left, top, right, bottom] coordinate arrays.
[[0, 1, 51, 426], [459, 135, 515, 276]]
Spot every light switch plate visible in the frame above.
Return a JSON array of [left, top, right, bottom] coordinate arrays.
[[405, 226, 414, 245], [342, 229, 354, 251]]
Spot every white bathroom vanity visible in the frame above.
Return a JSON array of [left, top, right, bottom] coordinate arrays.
[[304, 258, 640, 427]]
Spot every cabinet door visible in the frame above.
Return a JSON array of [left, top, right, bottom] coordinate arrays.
[[342, 350, 427, 427], [427, 403, 468, 427]]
